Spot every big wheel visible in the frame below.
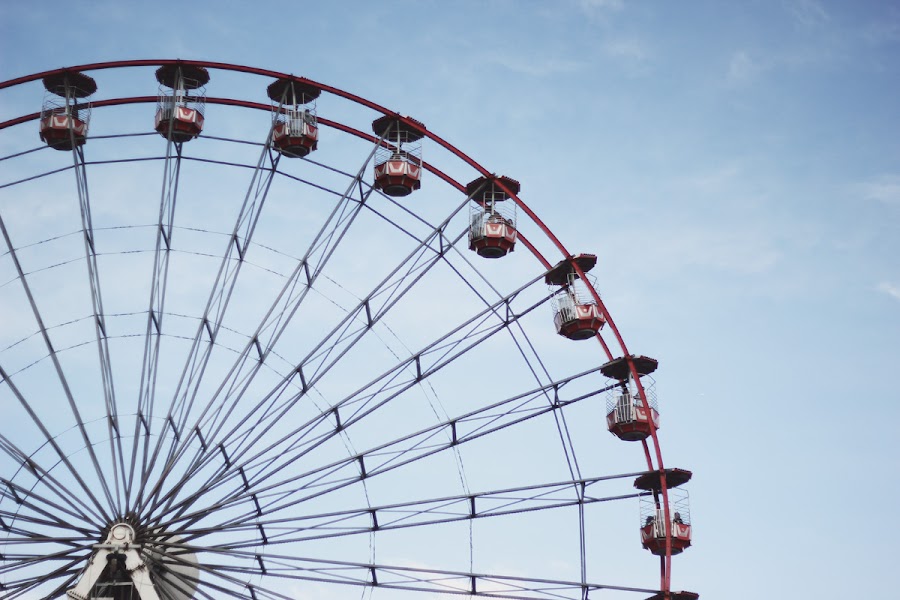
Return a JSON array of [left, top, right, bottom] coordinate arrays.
[[0, 61, 695, 600]]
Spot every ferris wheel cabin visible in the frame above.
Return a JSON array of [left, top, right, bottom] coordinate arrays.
[[154, 64, 209, 142], [467, 175, 519, 258], [268, 78, 321, 158], [372, 115, 425, 197], [602, 355, 660, 441], [39, 71, 97, 150], [545, 254, 606, 340], [636, 470, 693, 556]]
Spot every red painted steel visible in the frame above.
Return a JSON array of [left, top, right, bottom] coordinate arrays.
[[39, 114, 88, 150]]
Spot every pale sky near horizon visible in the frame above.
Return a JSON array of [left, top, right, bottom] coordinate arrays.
[[1, 1, 899, 599]]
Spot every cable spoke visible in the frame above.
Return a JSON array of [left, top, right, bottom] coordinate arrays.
[[191, 170, 370, 439], [134, 127, 282, 511], [170, 474, 644, 549], [1, 480, 96, 535], [0, 429, 106, 528], [0, 360, 111, 524], [148, 543, 658, 599], [137, 138, 384, 518], [126, 131, 185, 506], [153, 363, 609, 531], [195, 219, 468, 475], [139, 191, 478, 522], [0, 208, 117, 518], [0, 551, 83, 598], [0, 508, 94, 540], [67, 137, 125, 515]]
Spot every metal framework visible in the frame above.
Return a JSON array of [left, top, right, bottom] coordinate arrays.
[[0, 61, 694, 600]]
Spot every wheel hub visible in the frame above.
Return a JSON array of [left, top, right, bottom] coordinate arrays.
[[66, 521, 199, 600]]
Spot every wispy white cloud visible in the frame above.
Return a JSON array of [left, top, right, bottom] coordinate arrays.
[[863, 15, 900, 45], [660, 226, 781, 274], [578, 0, 624, 14], [856, 175, 900, 206], [486, 53, 584, 77], [727, 50, 765, 85], [786, 0, 830, 29], [725, 2, 840, 88], [876, 281, 900, 301], [603, 37, 651, 65], [599, 218, 782, 278], [725, 42, 835, 87], [680, 162, 744, 193]]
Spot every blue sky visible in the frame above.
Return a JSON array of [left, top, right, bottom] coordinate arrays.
[[2, 1, 899, 599]]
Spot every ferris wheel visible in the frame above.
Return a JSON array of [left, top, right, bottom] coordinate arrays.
[[0, 60, 696, 600]]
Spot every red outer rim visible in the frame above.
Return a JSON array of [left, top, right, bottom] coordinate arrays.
[[0, 60, 678, 593]]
